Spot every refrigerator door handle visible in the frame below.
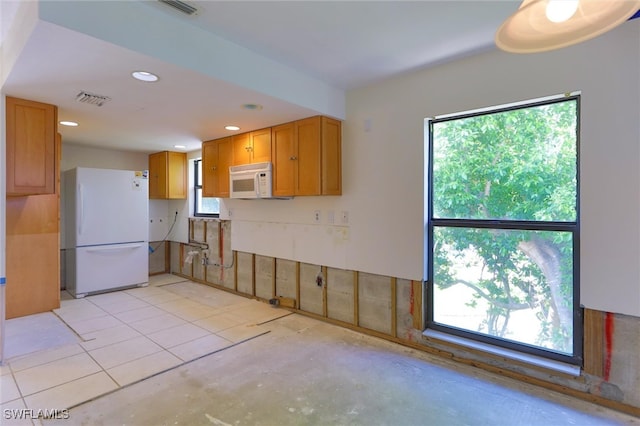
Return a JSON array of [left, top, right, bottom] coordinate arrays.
[[85, 243, 145, 253], [78, 184, 84, 236]]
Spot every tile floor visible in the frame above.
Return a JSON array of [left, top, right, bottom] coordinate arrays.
[[1, 275, 290, 419]]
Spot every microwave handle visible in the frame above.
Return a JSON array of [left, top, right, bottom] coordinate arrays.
[[255, 173, 261, 198]]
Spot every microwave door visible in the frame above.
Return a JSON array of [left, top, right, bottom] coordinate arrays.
[[255, 173, 260, 198]]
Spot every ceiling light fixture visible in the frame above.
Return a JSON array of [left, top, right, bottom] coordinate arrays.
[[225, 125, 240, 131], [59, 121, 79, 127], [174, 144, 187, 149], [132, 71, 159, 82], [495, 0, 640, 53]]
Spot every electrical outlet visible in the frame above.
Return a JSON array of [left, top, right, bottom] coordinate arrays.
[[228, 208, 233, 218], [341, 210, 349, 224], [314, 210, 321, 224]]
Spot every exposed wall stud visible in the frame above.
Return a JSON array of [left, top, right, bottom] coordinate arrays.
[[322, 266, 328, 317], [354, 271, 359, 326], [272, 257, 277, 299], [412, 280, 423, 330], [251, 253, 256, 297], [583, 309, 605, 376], [296, 261, 301, 311], [391, 277, 397, 338]]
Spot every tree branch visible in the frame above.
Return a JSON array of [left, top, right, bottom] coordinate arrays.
[[449, 279, 530, 310]]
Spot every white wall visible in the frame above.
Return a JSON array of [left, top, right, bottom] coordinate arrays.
[[230, 23, 640, 317]]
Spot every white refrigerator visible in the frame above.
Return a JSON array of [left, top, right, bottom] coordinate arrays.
[[65, 167, 149, 298]]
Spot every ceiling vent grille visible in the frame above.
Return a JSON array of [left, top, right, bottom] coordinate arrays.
[[158, 0, 198, 16], [76, 91, 111, 107]]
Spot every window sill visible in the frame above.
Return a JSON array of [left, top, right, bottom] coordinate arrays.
[[422, 329, 581, 377]]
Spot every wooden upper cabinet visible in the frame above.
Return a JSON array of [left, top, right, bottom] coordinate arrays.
[[271, 122, 296, 197], [149, 151, 187, 199], [272, 116, 342, 197], [296, 116, 322, 196], [232, 128, 272, 165], [321, 117, 342, 195], [6, 96, 58, 196], [202, 137, 232, 198], [250, 128, 272, 164]]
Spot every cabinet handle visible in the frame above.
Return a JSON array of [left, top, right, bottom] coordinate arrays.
[[212, 166, 217, 171], [290, 156, 297, 160]]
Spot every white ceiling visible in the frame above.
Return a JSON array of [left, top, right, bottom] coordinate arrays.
[[2, 1, 520, 153]]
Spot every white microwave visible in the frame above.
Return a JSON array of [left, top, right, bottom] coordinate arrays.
[[229, 162, 273, 199]]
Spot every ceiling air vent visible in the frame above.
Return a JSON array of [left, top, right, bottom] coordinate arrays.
[[158, 0, 198, 16], [76, 91, 111, 107]]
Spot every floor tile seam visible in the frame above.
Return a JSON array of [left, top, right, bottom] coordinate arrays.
[[3, 368, 27, 405], [84, 294, 147, 309], [79, 326, 146, 352], [6, 343, 87, 373], [145, 323, 217, 349], [16, 363, 105, 400], [165, 330, 235, 351], [85, 343, 166, 374], [91, 301, 156, 316], [65, 329, 273, 412], [82, 298, 118, 314], [55, 310, 127, 337]]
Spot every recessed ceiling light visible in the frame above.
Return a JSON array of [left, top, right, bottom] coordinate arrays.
[[59, 121, 79, 127], [241, 103, 263, 111], [132, 71, 159, 82], [225, 125, 240, 131], [173, 144, 187, 149]]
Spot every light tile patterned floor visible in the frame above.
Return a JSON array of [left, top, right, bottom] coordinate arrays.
[[0, 275, 291, 418]]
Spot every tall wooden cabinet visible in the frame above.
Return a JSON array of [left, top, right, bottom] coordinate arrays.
[[5, 96, 61, 318], [202, 137, 232, 198], [6, 96, 57, 196], [149, 151, 187, 199]]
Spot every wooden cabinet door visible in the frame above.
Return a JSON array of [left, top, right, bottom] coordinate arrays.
[[6, 96, 57, 196], [272, 122, 296, 197], [232, 133, 251, 165], [216, 137, 233, 197], [167, 151, 187, 199], [148, 151, 167, 199], [321, 117, 342, 195], [250, 128, 272, 164], [296, 116, 322, 195], [202, 140, 217, 197]]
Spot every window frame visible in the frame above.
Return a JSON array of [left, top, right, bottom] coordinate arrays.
[[193, 158, 219, 218], [426, 94, 582, 365]]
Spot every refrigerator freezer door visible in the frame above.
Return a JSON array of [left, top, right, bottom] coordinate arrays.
[[66, 243, 149, 297], [67, 168, 148, 247]]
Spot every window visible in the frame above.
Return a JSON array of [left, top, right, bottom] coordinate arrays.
[[194, 159, 220, 217], [427, 95, 581, 364]]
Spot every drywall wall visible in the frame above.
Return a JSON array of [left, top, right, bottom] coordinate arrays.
[[345, 23, 640, 316], [60, 143, 148, 172], [227, 22, 640, 317]]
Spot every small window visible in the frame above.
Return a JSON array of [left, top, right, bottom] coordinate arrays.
[[194, 159, 220, 217]]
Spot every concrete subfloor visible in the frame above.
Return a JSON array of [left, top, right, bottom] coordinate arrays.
[[44, 313, 637, 426]]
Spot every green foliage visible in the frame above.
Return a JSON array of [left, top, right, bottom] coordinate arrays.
[[431, 99, 577, 353]]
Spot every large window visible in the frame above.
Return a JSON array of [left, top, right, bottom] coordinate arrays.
[[427, 95, 581, 364], [194, 159, 220, 217]]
